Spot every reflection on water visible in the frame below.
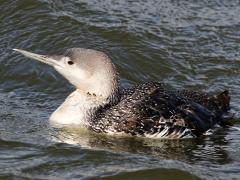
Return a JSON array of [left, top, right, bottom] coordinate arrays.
[[52, 126, 233, 165], [0, 0, 240, 179]]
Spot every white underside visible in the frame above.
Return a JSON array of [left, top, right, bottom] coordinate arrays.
[[144, 127, 195, 139], [50, 90, 105, 126]]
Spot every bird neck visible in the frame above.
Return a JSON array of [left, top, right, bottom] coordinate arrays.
[[49, 88, 119, 126]]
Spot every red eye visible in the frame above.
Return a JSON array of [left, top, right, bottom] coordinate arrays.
[[68, 61, 74, 65]]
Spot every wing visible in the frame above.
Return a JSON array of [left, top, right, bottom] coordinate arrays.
[[92, 82, 230, 138]]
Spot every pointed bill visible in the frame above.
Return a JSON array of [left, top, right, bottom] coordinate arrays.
[[13, 49, 61, 67]]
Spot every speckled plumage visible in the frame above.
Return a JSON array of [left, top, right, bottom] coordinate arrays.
[[90, 82, 231, 138]]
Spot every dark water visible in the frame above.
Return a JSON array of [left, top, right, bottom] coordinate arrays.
[[0, 0, 240, 179]]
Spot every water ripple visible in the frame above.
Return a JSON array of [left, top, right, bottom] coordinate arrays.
[[0, 0, 240, 179]]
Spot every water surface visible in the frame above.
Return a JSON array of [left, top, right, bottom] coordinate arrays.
[[0, 0, 240, 179]]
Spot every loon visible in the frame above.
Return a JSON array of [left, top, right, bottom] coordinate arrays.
[[13, 48, 232, 138]]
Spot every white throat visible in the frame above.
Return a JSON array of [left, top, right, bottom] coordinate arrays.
[[50, 90, 107, 126]]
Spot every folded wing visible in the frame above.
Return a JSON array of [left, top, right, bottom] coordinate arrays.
[[92, 82, 231, 138]]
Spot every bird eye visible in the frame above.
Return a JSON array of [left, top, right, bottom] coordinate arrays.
[[67, 61, 74, 65]]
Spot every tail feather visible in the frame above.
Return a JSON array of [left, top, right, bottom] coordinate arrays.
[[215, 90, 234, 126], [216, 90, 230, 111]]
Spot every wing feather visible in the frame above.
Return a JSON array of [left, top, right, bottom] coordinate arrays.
[[92, 82, 230, 138]]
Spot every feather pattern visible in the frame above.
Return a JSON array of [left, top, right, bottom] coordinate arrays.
[[89, 82, 231, 138]]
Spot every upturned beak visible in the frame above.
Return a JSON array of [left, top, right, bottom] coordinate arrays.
[[13, 49, 61, 67]]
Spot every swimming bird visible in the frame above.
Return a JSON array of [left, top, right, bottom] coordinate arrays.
[[13, 48, 232, 138]]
